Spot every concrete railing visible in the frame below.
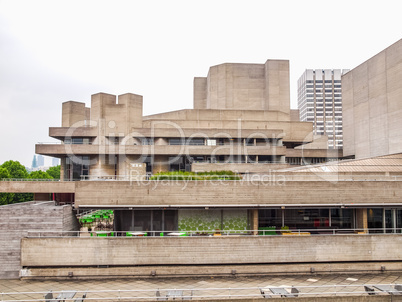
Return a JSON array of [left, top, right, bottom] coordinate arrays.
[[0, 178, 60, 181], [24, 228, 402, 238]]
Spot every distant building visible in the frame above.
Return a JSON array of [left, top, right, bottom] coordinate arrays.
[[297, 69, 349, 149], [52, 158, 60, 167], [31, 155, 37, 169], [37, 155, 44, 167]]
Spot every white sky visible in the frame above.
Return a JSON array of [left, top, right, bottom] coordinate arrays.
[[0, 0, 401, 167]]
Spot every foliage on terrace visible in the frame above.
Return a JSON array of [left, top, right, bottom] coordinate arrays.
[[0, 160, 59, 205], [150, 170, 241, 180]]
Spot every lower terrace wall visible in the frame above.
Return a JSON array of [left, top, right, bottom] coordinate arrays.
[[0, 201, 80, 279], [21, 235, 402, 268]]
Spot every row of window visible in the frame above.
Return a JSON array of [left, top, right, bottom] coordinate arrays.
[[306, 80, 341, 83], [144, 138, 279, 146], [306, 89, 342, 93]]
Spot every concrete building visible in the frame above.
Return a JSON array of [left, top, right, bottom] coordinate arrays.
[[37, 155, 44, 167], [31, 155, 37, 169], [298, 69, 349, 149], [52, 157, 60, 166], [37, 59, 340, 181], [342, 38, 402, 159], [1, 46, 402, 282]]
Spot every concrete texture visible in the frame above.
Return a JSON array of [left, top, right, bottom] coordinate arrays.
[[37, 59, 334, 177], [73, 180, 402, 208], [0, 181, 75, 193], [21, 235, 402, 268], [194, 60, 290, 114], [0, 201, 79, 279], [4, 273, 402, 301], [22, 262, 402, 279], [343, 38, 402, 159]]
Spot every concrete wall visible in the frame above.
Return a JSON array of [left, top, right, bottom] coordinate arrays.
[[62, 101, 89, 128], [191, 163, 290, 173], [74, 180, 402, 208], [144, 108, 291, 122], [91, 93, 143, 137], [35, 144, 288, 156], [193, 60, 290, 115], [265, 60, 290, 115], [0, 181, 75, 193], [21, 235, 402, 267], [343, 38, 402, 159], [193, 77, 207, 109], [0, 201, 79, 279]]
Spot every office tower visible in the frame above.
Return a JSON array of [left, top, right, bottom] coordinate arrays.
[[297, 69, 349, 149], [31, 155, 37, 169], [52, 158, 60, 167], [37, 155, 45, 167]]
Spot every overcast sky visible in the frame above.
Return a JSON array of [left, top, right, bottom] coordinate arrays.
[[0, 0, 401, 168]]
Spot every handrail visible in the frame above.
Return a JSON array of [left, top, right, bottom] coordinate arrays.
[[25, 227, 402, 238], [1, 284, 402, 301], [78, 174, 402, 181], [2, 174, 401, 182], [0, 178, 60, 181], [37, 142, 93, 145]]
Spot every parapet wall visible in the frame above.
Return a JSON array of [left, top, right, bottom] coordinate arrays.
[[0, 202, 79, 279], [21, 235, 402, 272]]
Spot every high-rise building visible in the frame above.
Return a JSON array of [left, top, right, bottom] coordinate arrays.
[[297, 69, 349, 149], [31, 155, 37, 169], [37, 155, 45, 167], [52, 158, 60, 167]]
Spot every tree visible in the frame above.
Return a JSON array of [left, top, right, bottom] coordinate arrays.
[[1, 160, 31, 203], [0, 160, 29, 179], [0, 167, 14, 205], [29, 170, 53, 179], [0, 167, 11, 179], [46, 165, 60, 180]]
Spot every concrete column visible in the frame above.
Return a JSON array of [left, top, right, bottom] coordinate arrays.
[[251, 209, 258, 235], [393, 209, 397, 233], [60, 158, 65, 181], [355, 208, 368, 232], [153, 156, 169, 173]]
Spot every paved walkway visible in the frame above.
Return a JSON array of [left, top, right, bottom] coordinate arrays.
[[1, 273, 402, 301]]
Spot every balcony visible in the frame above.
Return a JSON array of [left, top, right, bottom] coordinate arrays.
[[35, 143, 286, 157]]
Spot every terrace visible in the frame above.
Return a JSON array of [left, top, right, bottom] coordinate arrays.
[[3, 273, 402, 301]]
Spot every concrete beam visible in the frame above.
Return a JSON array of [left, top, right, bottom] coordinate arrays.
[[0, 181, 75, 193], [74, 180, 402, 208]]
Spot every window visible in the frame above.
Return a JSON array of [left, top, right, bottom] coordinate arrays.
[[64, 138, 90, 144], [169, 138, 184, 145], [65, 156, 90, 181], [169, 138, 205, 145], [188, 138, 205, 145], [141, 138, 154, 145]]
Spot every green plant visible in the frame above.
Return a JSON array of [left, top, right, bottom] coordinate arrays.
[[280, 225, 291, 233]]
